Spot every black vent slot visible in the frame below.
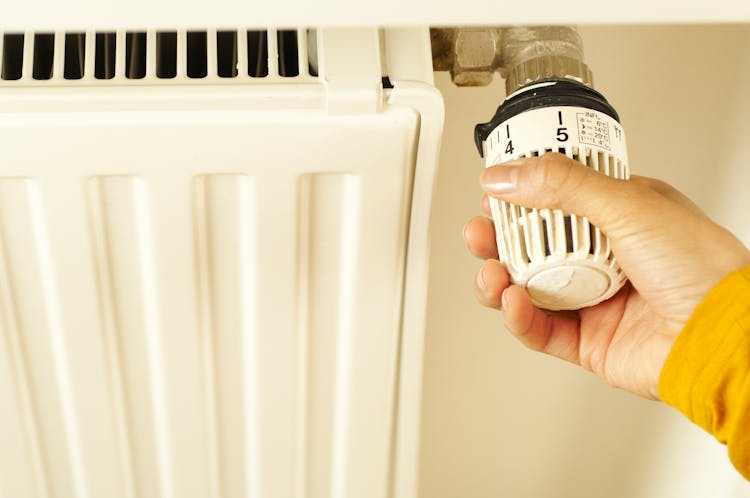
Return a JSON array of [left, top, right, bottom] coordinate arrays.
[[32, 33, 55, 80], [247, 31, 268, 77], [0, 29, 319, 82], [307, 29, 318, 76], [64, 33, 85, 80], [156, 32, 177, 78], [187, 31, 207, 78], [95, 32, 115, 79], [516, 207, 531, 264], [125, 32, 146, 79], [564, 216, 575, 253], [217, 31, 238, 78], [277, 30, 299, 77], [1, 33, 24, 80], [542, 218, 552, 257]]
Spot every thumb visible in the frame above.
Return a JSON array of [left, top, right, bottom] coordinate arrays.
[[480, 152, 652, 235]]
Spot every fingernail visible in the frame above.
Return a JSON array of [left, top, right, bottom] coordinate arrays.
[[481, 166, 519, 193], [476, 266, 487, 291]]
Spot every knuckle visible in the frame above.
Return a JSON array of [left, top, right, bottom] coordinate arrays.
[[537, 153, 576, 189], [628, 175, 682, 206], [534, 153, 586, 205], [635, 175, 671, 194]]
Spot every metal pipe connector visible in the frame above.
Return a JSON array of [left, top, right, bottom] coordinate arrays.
[[430, 26, 593, 93], [431, 27, 503, 87]]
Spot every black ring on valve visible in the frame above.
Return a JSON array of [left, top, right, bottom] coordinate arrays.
[[473, 79, 621, 157]]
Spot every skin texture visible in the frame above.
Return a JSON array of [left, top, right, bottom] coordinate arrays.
[[465, 153, 750, 400]]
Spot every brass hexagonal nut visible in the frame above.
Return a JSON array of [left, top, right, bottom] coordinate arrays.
[[455, 29, 498, 70]]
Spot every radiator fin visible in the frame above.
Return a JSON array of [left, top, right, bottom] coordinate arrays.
[[87, 176, 170, 498], [0, 180, 53, 498], [193, 174, 261, 498], [296, 174, 364, 498]]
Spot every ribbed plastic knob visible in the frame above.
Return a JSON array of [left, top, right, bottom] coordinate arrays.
[[475, 79, 630, 311]]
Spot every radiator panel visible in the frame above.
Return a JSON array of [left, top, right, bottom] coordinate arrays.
[[0, 105, 420, 498]]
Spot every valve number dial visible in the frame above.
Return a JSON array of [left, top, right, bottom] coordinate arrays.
[[483, 106, 627, 166]]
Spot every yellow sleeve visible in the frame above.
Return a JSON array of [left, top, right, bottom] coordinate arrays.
[[658, 264, 750, 480]]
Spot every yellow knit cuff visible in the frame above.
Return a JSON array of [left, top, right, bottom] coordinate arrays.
[[658, 264, 750, 480]]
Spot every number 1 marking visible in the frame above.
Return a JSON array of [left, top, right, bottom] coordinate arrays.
[[506, 124, 510, 139], [558, 111, 563, 126]]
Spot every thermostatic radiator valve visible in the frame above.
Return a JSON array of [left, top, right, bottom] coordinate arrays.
[[474, 79, 630, 310]]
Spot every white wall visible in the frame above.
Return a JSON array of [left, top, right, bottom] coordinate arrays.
[[420, 24, 750, 498]]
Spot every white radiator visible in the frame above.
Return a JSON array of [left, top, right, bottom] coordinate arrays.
[[0, 27, 444, 498]]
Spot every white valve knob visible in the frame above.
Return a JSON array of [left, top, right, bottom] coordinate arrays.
[[474, 79, 630, 310]]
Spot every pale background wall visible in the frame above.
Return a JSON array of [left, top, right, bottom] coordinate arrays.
[[419, 25, 750, 498]]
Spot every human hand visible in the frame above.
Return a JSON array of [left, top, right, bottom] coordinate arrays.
[[464, 152, 750, 399]]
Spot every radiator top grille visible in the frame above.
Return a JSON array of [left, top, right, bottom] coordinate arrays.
[[0, 29, 319, 86]]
